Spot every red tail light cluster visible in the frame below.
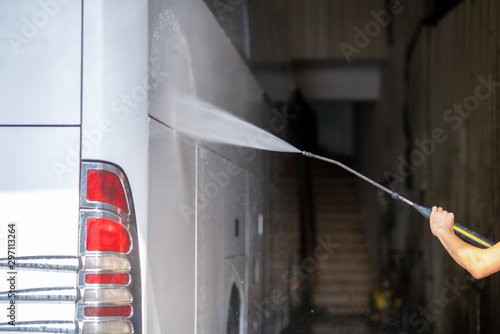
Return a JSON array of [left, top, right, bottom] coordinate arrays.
[[78, 161, 141, 334]]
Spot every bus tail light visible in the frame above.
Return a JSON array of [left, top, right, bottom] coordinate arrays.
[[78, 161, 142, 334], [86, 218, 132, 253], [85, 273, 131, 285]]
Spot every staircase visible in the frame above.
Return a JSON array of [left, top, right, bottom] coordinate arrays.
[[310, 158, 375, 333]]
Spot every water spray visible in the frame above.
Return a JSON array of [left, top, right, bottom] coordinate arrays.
[[302, 151, 495, 249], [170, 96, 494, 248]]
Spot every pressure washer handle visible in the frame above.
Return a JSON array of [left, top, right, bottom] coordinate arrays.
[[413, 204, 495, 249], [452, 223, 495, 249]]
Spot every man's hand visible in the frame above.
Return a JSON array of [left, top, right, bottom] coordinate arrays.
[[430, 206, 455, 237]]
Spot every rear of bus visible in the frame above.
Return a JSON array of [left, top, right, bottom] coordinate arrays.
[[0, 1, 148, 332]]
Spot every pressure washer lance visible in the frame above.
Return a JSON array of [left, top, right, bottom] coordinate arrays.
[[302, 151, 495, 249]]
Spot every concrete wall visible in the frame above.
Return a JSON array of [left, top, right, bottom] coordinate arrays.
[[425, 1, 500, 332], [356, 0, 500, 332]]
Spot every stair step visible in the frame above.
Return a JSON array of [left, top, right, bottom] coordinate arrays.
[[315, 272, 373, 283], [319, 251, 371, 261], [316, 223, 365, 230], [316, 225, 365, 233], [315, 223, 365, 231], [310, 313, 371, 334], [313, 191, 359, 198], [314, 204, 362, 211], [321, 253, 370, 262], [322, 304, 370, 315], [312, 323, 371, 334], [314, 289, 373, 301], [313, 197, 361, 205], [316, 220, 364, 227], [312, 184, 358, 190], [317, 262, 373, 273], [319, 234, 368, 244], [316, 212, 364, 219], [314, 285, 372, 295], [314, 284, 372, 295], [315, 286, 373, 297], [312, 183, 357, 191], [314, 292, 370, 303]]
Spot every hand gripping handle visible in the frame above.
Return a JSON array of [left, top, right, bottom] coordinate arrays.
[[413, 204, 495, 249]]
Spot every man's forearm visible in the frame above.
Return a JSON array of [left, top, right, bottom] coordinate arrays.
[[436, 228, 479, 276], [436, 228, 500, 279]]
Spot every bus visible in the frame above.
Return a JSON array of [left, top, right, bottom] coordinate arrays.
[[0, 0, 300, 333]]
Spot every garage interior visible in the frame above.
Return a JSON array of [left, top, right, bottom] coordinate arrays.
[[202, 0, 500, 333]]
